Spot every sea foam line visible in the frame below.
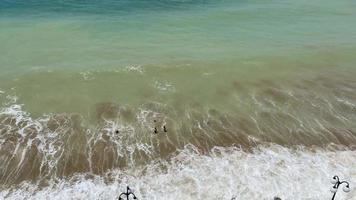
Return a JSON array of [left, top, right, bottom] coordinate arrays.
[[1, 144, 355, 200]]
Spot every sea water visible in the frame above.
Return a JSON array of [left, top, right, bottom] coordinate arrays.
[[0, 0, 356, 199]]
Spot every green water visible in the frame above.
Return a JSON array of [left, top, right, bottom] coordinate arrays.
[[1, 0, 356, 193], [1, 0, 356, 116], [0, 0, 355, 116]]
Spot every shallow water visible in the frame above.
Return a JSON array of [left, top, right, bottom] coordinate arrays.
[[0, 0, 356, 199], [1, 145, 355, 199]]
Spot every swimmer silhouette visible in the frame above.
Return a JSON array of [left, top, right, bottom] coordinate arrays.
[[154, 127, 158, 134], [163, 126, 167, 132]]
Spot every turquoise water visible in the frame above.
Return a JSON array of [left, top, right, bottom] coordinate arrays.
[[1, 0, 356, 115], [0, 0, 356, 199]]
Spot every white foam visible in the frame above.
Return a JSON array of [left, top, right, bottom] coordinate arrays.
[[1, 145, 355, 200], [154, 81, 176, 93], [123, 65, 144, 74], [79, 70, 96, 81], [87, 119, 153, 165], [0, 103, 30, 126]]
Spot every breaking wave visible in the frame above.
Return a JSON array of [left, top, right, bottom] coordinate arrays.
[[0, 144, 355, 199]]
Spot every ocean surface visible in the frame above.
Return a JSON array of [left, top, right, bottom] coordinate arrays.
[[0, 0, 356, 199]]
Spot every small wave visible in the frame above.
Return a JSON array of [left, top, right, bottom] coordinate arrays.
[[123, 65, 144, 74], [153, 81, 176, 93], [1, 72, 356, 190], [0, 144, 354, 199]]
